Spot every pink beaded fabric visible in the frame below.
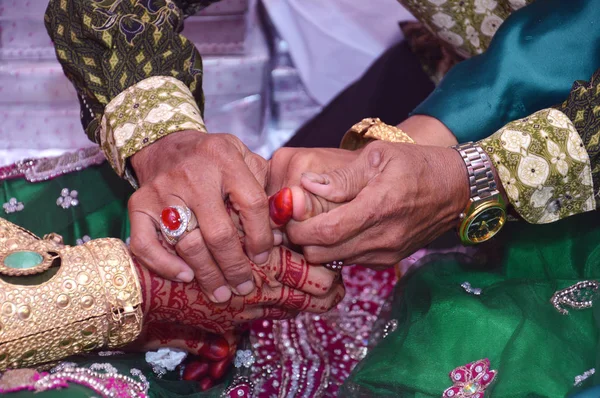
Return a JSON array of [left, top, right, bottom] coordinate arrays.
[[250, 265, 398, 397]]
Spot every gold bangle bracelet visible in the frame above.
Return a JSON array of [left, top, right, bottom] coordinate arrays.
[[0, 218, 143, 371], [340, 118, 415, 150]]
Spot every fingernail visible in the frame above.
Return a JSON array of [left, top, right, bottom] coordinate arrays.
[[253, 251, 269, 265], [269, 187, 293, 225], [302, 172, 328, 185], [212, 285, 232, 303], [175, 269, 194, 283], [235, 280, 255, 295]]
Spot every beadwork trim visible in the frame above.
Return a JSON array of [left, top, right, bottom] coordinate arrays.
[[0, 147, 105, 183], [551, 280, 599, 315], [574, 368, 595, 387]]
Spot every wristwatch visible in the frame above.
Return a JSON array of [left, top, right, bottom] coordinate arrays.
[[452, 142, 507, 245]]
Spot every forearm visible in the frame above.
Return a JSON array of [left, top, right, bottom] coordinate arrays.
[[44, 0, 213, 180], [412, 0, 600, 143]]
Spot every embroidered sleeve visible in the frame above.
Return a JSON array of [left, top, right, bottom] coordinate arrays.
[[479, 69, 600, 224], [396, 0, 533, 58], [44, 0, 218, 176]]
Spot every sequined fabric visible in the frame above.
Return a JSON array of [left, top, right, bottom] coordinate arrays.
[[250, 266, 398, 397]]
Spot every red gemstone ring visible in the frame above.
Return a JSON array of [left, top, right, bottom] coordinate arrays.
[[160, 206, 198, 245]]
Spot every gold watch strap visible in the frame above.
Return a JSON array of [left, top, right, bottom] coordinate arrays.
[[340, 118, 415, 150]]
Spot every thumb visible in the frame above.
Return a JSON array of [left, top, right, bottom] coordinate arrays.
[[300, 147, 383, 203]]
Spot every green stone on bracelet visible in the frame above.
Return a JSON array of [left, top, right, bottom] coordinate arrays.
[[3, 251, 44, 269]]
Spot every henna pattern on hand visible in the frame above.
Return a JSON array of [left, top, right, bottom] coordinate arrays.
[[133, 198, 345, 335]]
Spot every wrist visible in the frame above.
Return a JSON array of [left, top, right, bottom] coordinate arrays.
[[398, 115, 458, 147], [131, 130, 204, 185]]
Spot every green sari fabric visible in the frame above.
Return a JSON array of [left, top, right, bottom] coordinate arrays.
[[341, 211, 600, 397], [412, 0, 600, 143], [1, 163, 132, 244]]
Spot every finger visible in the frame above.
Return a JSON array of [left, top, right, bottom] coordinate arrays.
[[262, 307, 299, 320], [296, 280, 346, 314], [289, 186, 343, 222], [186, 182, 255, 297], [129, 208, 194, 283], [300, 146, 384, 203], [285, 190, 377, 247], [138, 323, 208, 356], [226, 157, 273, 265], [271, 246, 337, 297], [176, 228, 232, 303]]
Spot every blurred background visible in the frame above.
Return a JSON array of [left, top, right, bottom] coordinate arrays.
[[0, 0, 415, 165]]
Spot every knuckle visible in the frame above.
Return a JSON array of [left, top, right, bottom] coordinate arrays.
[[303, 248, 324, 264], [195, 266, 224, 286], [129, 235, 152, 257], [196, 135, 234, 158], [271, 147, 293, 165], [242, 192, 268, 213], [222, 262, 252, 282], [178, 233, 206, 258], [317, 221, 342, 245], [205, 225, 237, 247]]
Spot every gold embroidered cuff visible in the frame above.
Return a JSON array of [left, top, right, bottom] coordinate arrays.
[[0, 218, 143, 371], [480, 108, 595, 224], [340, 118, 415, 150], [100, 76, 207, 177]]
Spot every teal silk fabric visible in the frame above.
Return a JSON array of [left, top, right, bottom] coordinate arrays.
[[412, 0, 600, 143]]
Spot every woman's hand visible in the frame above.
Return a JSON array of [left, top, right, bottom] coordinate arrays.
[[283, 140, 471, 268]]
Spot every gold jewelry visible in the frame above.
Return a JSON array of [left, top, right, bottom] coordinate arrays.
[[340, 118, 415, 150], [0, 218, 143, 371]]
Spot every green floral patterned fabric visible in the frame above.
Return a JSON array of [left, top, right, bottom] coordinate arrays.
[[397, 0, 534, 58], [480, 69, 600, 224], [101, 76, 206, 175], [44, 0, 216, 176]]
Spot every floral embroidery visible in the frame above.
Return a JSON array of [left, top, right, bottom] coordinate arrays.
[[56, 188, 80, 209], [397, 0, 535, 58], [480, 108, 595, 224], [234, 350, 256, 369], [443, 358, 497, 398], [3, 198, 24, 214], [101, 76, 207, 176]]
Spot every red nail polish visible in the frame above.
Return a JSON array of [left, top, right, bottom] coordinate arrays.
[[209, 356, 233, 381], [269, 187, 293, 225], [182, 360, 209, 381], [198, 376, 214, 391], [199, 335, 230, 361]]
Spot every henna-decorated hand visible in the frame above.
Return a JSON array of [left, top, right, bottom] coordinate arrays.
[[134, 201, 344, 334], [131, 323, 237, 391], [135, 241, 344, 335]]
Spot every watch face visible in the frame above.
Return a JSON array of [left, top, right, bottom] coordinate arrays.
[[466, 207, 506, 243]]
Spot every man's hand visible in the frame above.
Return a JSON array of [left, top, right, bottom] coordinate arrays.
[[128, 130, 273, 303], [284, 141, 472, 268], [268, 147, 361, 218]]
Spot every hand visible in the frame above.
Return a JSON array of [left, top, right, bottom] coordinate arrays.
[[135, 244, 345, 334], [268, 147, 361, 220], [133, 325, 238, 390], [128, 130, 273, 303], [284, 140, 472, 268]]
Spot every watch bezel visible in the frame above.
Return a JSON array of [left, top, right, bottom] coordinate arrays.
[[459, 198, 507, 245]]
